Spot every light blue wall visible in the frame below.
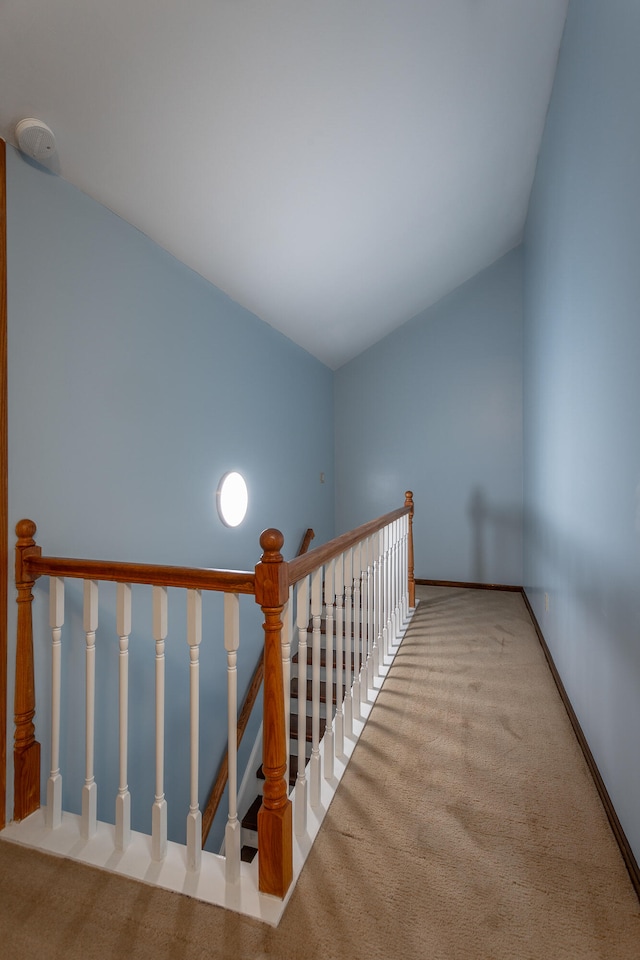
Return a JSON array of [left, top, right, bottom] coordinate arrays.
[[523, 0, 640, 861], [5, 145, 334, 846], [335, 247, 523, 585]]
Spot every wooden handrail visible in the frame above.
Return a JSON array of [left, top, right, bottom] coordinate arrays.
[[297, 527, 315, 556], [25, 554, 255, 595], [288, 503, 411, 585]]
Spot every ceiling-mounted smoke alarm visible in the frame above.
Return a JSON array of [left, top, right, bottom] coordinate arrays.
[[15, 118, 56, 163]]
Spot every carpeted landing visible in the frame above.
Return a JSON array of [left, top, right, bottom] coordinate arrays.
[[1, 586, 638, 959]]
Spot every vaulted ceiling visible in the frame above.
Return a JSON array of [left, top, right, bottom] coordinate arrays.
[[1, 1, 568, 369]]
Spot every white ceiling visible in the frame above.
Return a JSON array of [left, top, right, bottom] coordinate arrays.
[[1, 1, 568, 369]]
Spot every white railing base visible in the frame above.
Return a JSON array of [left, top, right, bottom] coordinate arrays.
[[335, 709, 345, 758], [352, 678, 362, 720], [187, 809, 203, 873], [309, 752, 321, 808], [0, 811, 285, 925], [294, 776, 307, 837], [115, 790, 131, 850], [151, 798, 167, 861], [223, 816, 240, 883], [45, 773, 62, 830], [323, 727, 334, 780], [81, 781, 97, 840], [344, 694, 353, 737]]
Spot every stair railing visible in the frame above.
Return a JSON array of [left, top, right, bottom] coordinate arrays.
[[12, 497, 414, 905], [281, 490, 415, 852], [14, 519, 258, 884], [201, 528, 315, 847]]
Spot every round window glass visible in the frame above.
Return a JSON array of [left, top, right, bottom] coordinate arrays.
[[216, 471, 248, 527]]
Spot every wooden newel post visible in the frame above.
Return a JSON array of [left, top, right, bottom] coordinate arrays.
[[14, 519, 42, 820], [254, 529, 293, 898], [404, 491, 415, 609]]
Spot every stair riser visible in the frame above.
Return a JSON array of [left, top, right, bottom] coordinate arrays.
[[241, 827, 258, 848]]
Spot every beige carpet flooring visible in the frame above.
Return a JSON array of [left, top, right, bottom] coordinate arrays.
[[1, 585, 638, 959]]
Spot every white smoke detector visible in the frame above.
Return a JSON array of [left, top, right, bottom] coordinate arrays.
[[15, 118, 57, 163]]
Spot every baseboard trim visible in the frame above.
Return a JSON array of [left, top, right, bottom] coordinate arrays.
[[520, 589, 640, 902], [416, 578, 522, 592], [417, 577, 640, 900]]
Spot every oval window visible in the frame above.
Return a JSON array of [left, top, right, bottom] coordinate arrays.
[[216, 471, 248, 527]]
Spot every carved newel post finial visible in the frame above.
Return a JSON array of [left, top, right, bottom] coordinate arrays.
[[254, 528, 293, 898], [14, 519, 42, 820], [404, 491, 416, 609]]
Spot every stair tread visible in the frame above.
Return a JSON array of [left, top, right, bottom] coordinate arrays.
[[289, 713, 327, 741], [241, 794, 263, 831], [304, 617, 361, 637], [293, 647, 360, 669], [241, 845, 258, 863], [290, 678, 338, 704]]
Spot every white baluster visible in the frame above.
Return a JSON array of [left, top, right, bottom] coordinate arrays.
[[380, 527, 389, 666], [403, 513, 410, 619], [310, 566, 322, 808], [362, 537, 370, 689], [115, 582, 131, 849], [359, 539, 367, 701], [187, 589, 203, 873], [294, 577, 309, 836], [373, 531, 382, 678], [352, 543, 361, 720], [399, 520, 404, 629], [323, 559, 335, 780], [363, 536, 373, 697], [282, 587, 293, 792], [46, 577, 64, 829], [398, 514, 404, 621], [152, 586, 168, 861], [334, 554, 344, 757], [385, 523, 394, 658], [343, 548, 353, 737], [81, 579, 98, 840], [393, 519, 401, 644], [389, 521, 396, 645], [224, 592, 240, 882]]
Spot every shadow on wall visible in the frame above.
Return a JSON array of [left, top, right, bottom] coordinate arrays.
[[523, 506, 640, 677], [468, 487, 523, 584]]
